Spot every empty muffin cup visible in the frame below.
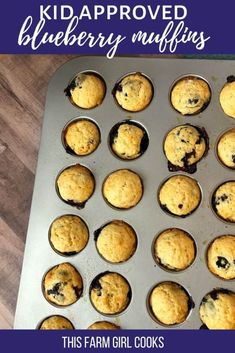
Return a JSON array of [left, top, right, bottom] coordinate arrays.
[[64, 71, 106, 109], [170, 75, 211, 115], [42, 262, 83, 307], [113, 72, 153, 112], [89, 271, 131, 315]]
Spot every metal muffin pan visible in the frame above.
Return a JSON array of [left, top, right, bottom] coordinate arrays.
[[14, 57, 235, 329]]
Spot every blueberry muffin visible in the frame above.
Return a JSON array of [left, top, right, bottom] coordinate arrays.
[[207, 235, 235, 280], [114, 73, 153, 112], [110, 121, 149, 160], [90, 272, 131, 315], [49, 215, 89, 256], [39, 315, 74, 330], [171, 76, 211, 115], [103, 169, 143, 209], [43, 262, 83, 306], [57, 164, 95, 208], [65, 73, 106, 109], [149, 282, 191, 325], [219, 76, 235, 119], [64, 119, 100, 156], [217, 128, 235, 168], [88, 321, 120, 330], [154, 228, 196, 271], [199, 289, 235, 329], [159, 175, 201, 217], [212, 181, 235, 222], [95, 220, 137, 263], [164, 124, 208, 173]]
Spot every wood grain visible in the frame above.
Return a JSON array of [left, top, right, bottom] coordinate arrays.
[[0, 55, 76, 328]]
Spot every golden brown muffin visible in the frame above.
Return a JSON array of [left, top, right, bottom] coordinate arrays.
[[110, 121, 148, 160], [149, 282, 191, 325], [49, 215, 89, 255], [64, 119, 100, 156], [171, 76, 211, 115], [217, 128, 235, 168], [57, 164, 95, 208], [90, 272, 131, 315], [164, 124, 208, 173], [212, 181, 235, 222], [39, 315, 74, 330], [114, 73, 153, 112], [159, 175, 201, 217], [219, 78, 235, 118], [95, 220, 137, 263], [207, 235, 235, 280], [199, 289, 235, 329], [103, 169, 143, 209], [65, 73, 106, 109], [43, 263, 83, 306], [88, 321, 120, 330], [154, 228, 196, 271]]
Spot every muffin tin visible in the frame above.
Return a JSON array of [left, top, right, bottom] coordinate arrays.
[[14, 57, 235, 329]]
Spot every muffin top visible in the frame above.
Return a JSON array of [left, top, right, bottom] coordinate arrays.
[[149, 282, 190, 325], [88, 321, 120, 330], [39, 315, 74, 330], [207, 235, 235, 280], [217, 128, 235, 168], [154, 228, 196, 271], [95, 220, 137, 263], [64, 119, 100, 156], [49, 215, 89, 255], [90, 272, 131, 315], [159, 175, 201, 217], [213, 181, 235, 222], [199, 289, 235, 329], [103, 169, 143, 209], [57, 164, 95, 207], [43, 262, 83, 306], [111, 122, 147, 160], [171, 76, 211, 115], [65, 73, 106, 109], [219, 79, 235, 118], [164, 124, 207, 173], [114, 73, 153, 112]]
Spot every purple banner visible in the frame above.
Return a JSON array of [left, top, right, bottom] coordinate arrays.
[[0, 0, 234, 56], [0, 330, 234, 353]]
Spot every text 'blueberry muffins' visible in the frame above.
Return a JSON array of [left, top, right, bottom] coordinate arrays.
[[219, 76, 235, 119], [39, 315, 74, 330], [64, 119, 100, 156], [199, 289, 235, 329], [65, 72, 106, 109], [43, 263, 83, 307], [103, 169, 143, 209], [109, 120, 149, 160], [49, 215, 89, 256], [159, 175, 201, 217], [217, 128, 235, 168], [94, 220, 137, 263], [114, 73, 153, 112], [164, 124, 208, 173], [207, 235, 235, 280], [170, 76, 211, 115], [88, 321, 120, 330], [90, 272, 131, 315], [56, 164, 95, 208], [154, 228, 196, 271], [149, 282, 192, 325], [212, 181, 235, 222]]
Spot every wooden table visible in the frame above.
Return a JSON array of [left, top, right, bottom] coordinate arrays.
[[0, 55, 77, 328]]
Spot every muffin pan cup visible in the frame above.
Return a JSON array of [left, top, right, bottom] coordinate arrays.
[[14, 57, 235, 329]]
